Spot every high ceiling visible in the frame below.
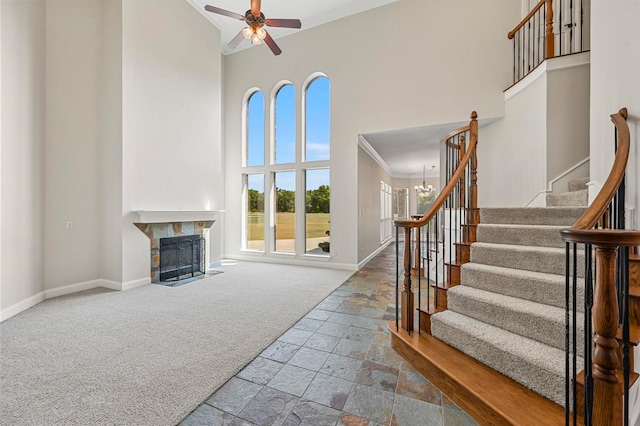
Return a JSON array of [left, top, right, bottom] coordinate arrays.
[[187, 0, 492, 178], [188, 0, 398, 55]]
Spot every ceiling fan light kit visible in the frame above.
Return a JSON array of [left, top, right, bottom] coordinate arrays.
[[204, 0, 302, 56]]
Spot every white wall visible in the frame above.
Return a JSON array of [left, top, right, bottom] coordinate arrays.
[[479, 76, 547, 207], [223, 0, 520, 267], [358, 147, 392, 263], [479, 57, 590, 207], [44, 0, 102, 290], [99, 0, 123, 283], [1, 0, 46, 312], [121, 0, 223, 283], [590, 0, 640, 230]]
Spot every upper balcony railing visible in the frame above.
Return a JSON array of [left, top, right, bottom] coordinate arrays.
[[508, 0, 590, 84]]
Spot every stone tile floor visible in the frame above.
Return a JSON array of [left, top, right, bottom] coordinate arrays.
[[180, 246, 478, 426]]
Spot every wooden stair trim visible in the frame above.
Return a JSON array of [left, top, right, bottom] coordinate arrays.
[[575, 369, 639, 389], [630, 286, 640, 298], [418, 304, 445, 315], [389, 323, 575, 426], [616, 324, 640, 346]]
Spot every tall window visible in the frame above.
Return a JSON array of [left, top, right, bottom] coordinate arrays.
[[246, 174, 265, 250], [305, 77, 330, 162], [393, 188, 409, 220], [246, 91, 264, 167], [274, 84, 295, 164], [380, 181, 392, 242], [242, 75, 331, 258], [274, 171, 295, 253], [305, 169, 330, 254]]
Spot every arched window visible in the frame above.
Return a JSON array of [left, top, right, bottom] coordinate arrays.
[[304, 76, 330, 162], [245, 90, 264, 167], [274, 84, 295, 164]]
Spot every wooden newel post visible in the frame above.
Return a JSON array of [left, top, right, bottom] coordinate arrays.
[[469, 111, 478, 225], [545, 0, 555, 59], [402, 226, 414, 332], [592, 244, 622, 426]]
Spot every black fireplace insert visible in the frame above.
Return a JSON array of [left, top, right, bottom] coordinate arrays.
[[159, 235, 205, 282]]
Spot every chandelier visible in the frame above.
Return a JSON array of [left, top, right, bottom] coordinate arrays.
[[415, 165, 436, 195]]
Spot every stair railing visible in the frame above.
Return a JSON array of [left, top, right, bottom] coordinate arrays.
[[508, 0, 589, 84], [394, 111, 478, 334], [561, 108, 640, 426]]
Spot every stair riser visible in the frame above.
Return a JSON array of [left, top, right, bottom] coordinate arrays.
[[568, 177, 590, 192], [480, 208, 585, 226], [460, 264, 585, 312], [546, 189, 588, 207], [447, 288, 584, 355], [445, 263, 460, 286], [431, 316, 566, 406], [471, 245, 585, 278], [477, 225, 566, 248]]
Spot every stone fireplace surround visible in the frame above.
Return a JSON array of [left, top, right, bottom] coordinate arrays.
[[132, 210, 222, 283]]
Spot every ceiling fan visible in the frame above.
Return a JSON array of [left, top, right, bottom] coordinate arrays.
[[204, 0, 302, 56]]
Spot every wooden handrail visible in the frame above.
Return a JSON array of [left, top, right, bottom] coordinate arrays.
[[508, 0, 554, 61], [560, 108, 632, 426], [395, 112, 478, 229], [570, 109, 629, 231], [508, 0, 547, 39]]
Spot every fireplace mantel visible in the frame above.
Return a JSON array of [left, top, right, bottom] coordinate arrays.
[[132, 210, 224, 224]]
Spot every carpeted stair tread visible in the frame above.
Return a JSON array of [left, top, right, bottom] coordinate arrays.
[[546, 189, 588, 207], [460, 262, 584, 311], [480, 207, 585, 226], [476, 224, 566, 248], [568, 177, 590, 192], [470, 242, 585, 277], [446, 286, 583, 353], [431, 310, 574, 405]]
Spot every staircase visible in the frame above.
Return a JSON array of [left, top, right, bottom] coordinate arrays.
[[431, 206, 586, 406], [547, 177, 590, 207]]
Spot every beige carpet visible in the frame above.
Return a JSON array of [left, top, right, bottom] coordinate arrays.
[[0, 261, 353, 425]]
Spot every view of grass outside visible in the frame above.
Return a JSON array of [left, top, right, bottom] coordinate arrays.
[[246, 174, 264, 250], [275, 171, 295, 252], [306, 168, 330, 254]]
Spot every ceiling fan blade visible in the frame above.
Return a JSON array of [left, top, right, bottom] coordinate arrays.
[[263, 31, 282, 56], [251, 0, 261, 16], [265, 18, 302, 29], [204, 5, 245, 21], [227, 30, 246, 49]]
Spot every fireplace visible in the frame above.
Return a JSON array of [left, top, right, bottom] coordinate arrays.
[[133, 216, 217, 284], [159, 235, 205, 282]]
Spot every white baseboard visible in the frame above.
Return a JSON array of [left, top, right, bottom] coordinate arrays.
[[44, 279, 102, 299], [358, 239, 393, 270], [121, 277, 150, 291], [99, 279, 123, 291], [224, 253, 358, 271], [0, 291, 45, 322], [0, 276, 151, 322]]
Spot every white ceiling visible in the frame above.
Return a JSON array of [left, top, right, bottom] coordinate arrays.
[[187, 0, 398, 55], [361, 118, 498, 178]]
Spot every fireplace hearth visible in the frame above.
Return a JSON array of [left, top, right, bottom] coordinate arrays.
[[159, 235, 205, 282]]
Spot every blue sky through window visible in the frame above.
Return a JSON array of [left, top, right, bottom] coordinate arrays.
[[247, 91, 264, 167], [306, 77, 330, 162], [275, 85, 296, 164]]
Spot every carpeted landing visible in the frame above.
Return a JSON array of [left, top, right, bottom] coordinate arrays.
[[0, 261, 353, 425], [431, 207, 586, 406]]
